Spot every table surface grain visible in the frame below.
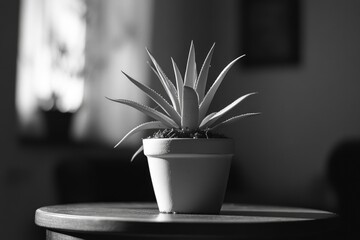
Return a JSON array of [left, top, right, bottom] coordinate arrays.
[[35, 203, 338, 238]]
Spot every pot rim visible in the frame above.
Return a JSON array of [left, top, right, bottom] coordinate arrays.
[[143, 138, 234, 156]]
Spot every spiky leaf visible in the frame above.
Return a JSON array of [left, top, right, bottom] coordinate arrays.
[[131, 145, 144, 162], [199, 54, 246, 121], [166, 76, 180, 112], [181, 86, 199, 130], [183, 41, 197, 88], [195, 43, 215, 102], [199, 112, 217, 126], [121, 71, 181, 126], [210, 113, 261, 131], [114, 121, 167, 148], [106, 98, 178, 128], [146, 49, 180, 112], [171, 58, 184, 113], [200, 92, 257, 128]]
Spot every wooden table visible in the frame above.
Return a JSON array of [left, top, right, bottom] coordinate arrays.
[[35, 203, 339, 240]]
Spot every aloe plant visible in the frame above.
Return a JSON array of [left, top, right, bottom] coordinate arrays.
[[107, 42, 260, 160]]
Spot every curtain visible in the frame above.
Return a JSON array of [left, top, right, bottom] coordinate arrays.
[[16, 0, 154, 147]]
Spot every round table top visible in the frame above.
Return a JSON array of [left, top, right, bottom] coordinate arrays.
[[35, 202, 338, 238]]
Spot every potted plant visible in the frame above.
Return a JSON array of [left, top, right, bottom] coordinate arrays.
[[107, 42, 259, 214]]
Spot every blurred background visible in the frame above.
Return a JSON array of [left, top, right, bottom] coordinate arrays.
[[1, 0, 360, 239]]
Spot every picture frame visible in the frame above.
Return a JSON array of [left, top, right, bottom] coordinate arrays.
[[241, 0, 301, 67]]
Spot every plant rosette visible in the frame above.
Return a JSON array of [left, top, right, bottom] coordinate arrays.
[[107, 42, 259, 214]]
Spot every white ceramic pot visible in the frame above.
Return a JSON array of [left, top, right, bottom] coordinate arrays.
[[143, 138, 234, 214]]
